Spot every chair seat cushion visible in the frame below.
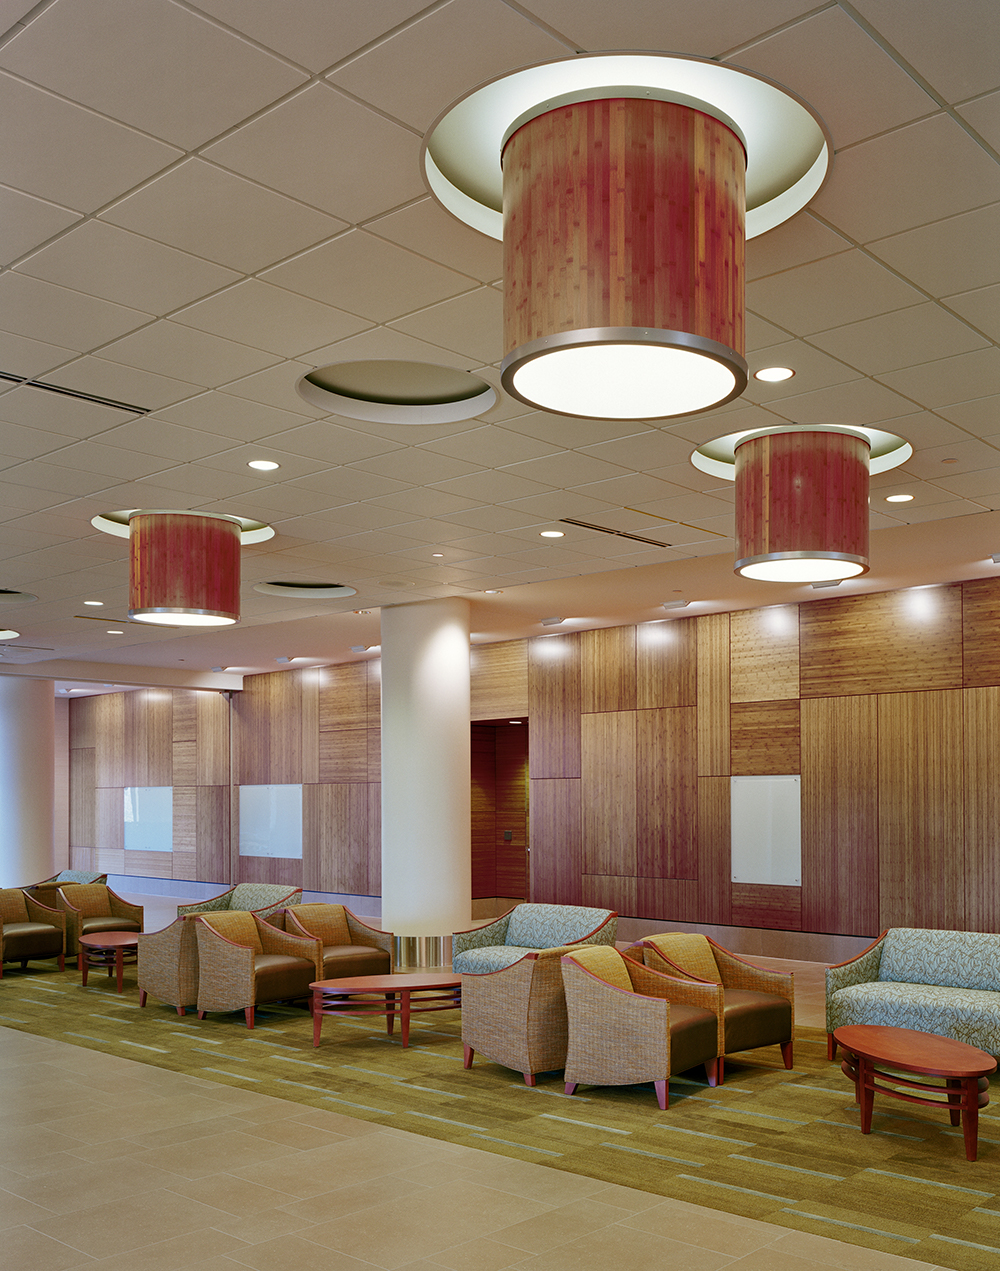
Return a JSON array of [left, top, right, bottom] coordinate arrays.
[[722, 989, 791, 1053], [253, 953, 314, 1001], [453, 945, 537, 974], [830, 981, 1000, 1054], [668, 1003, 718, 1074], [3, 921, 61, 959], [322, 945, 390, 978], [81, 916, 141, 937]]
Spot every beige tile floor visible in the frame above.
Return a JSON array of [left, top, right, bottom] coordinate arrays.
[[0, 1026, 946, 1271]]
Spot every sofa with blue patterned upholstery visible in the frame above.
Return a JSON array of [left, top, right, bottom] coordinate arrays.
[[826, 927, 1000, 1060], [455, 903, 618, 1085]]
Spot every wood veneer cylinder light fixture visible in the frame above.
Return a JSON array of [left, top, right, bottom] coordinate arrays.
[[500, 94, 748, 420], [734, 430, 871, 582], [129, 511, 242, 626]]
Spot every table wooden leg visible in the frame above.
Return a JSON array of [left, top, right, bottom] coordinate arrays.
[[859, 1057, 874, 1134], [401, 990, 411, 1047], [79, 952, 88, 986], [386, 991, 396, 1036], [962, 1078, 979, 1161], [313, 990, 323, 1047], [946, 1077, 962, 1126], [115, 947, 124, 993]]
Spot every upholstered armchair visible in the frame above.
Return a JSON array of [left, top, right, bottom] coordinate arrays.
[[194, 911, 322, 1028], [56, 884, 143, 955], [632, 932, 794, 1082], [177, 883, 302, 921], [138, 917, 199, 1015], [560, 946, 723, 1107], [27, 870, 107, 901], [281, 904, 394, 978], [0, 888, 66, 975], [452, 904, 617, 973]]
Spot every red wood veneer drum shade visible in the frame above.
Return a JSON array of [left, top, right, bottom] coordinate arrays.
[[734, 431, 871, 582], [500, 96, 748, 419], [129, 512, 241, 625]]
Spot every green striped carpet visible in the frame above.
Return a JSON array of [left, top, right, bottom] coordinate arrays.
[[3, 964, 1000, 1271]]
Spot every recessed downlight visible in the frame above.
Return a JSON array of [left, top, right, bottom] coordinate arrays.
[[84, 599, 104, 606], [540, 530, 565, 538], [297, 360, 497, 425], [0, 629, 19, 639], [107, 629, 124, 635], [248, 459, 280, 471], [754, 366, 795, 382], [886, 493, 914, 503]]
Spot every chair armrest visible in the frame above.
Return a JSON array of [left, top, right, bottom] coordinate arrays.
[[256, 919, 323, 980], [109, 893, 144, 928], [24, 894, 67, 941], [346, 911, 395, 969], [452, 911, 513, 957], [54, 888, 82, 952], [178, 889, 234, 917], [194, 918, 256, 1012], [561, 957, 671, 1084], [625, 957, 725, 1056], [713, 944, 794, 1001], [826, 932, 886, 994]]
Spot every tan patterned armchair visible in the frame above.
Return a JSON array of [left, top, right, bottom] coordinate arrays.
[[26, 870, 107, 901], [561, 946, 723, 1107], [177, 883, 302, 921], [0, 888, 66, 975], [194, 911, 322, 1028], [56, 884, 143, 955], [138, 917, 199, 1016], [281, 904, 394, 978], [632, 932, 794, 1083]]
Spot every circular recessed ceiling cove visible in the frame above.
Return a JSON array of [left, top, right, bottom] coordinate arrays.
[[0, 589, 37, 604], [92, 510, 274, 544], [692, 424, 912, 480], [297, 361, 497, 424], [253, 582, 358, 599], [423, 52, 831, 241]]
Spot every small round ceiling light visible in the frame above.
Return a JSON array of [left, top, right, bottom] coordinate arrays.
[[424, 53, 829, 421], [84, 599, 104, 606], [248, 459, 280, 471], [107, 629, 124, 635], [886, 493, 914, 503], [0, 629, 19, 639], [754, 366, 795, 382], [297, 360, 496, 425], [253, 581, 357, 599], [540, 530, 565, 538]]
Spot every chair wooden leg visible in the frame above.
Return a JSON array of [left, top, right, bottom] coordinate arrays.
[[780, 1040, 794, 1069], [58, 955, 64, 971], [197, 1010, 206, 1019], [139, 989, 147, 1007], [463, 1043, 474, 1069], [565, 1082, 577, 1096], [827, 1033, 837, 1061], [177, 1005, 185, 1016], [524, 1072, 537, 1086], [654, 1080, 668, 1110], [245, 1006, 254, 1029], [705, 1059, 719, 1087], [21, 960, 28, 970]]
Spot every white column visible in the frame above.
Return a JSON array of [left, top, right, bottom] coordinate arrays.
[[381, 597, 471, 937], [0, 677, 55, 886]]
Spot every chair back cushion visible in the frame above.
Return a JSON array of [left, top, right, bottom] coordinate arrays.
[[291, 904, 351, 946], [880, 928, 1000, 992], [0, 889, 29, 924], [228, 884, 300, 913], [645, 933, 721, 983], [564, 945, 632, 990], [59, 884, 111, 916], [53, 870, 105, 885], [201, 911, 263, 952], [505, 904, 614, 949]]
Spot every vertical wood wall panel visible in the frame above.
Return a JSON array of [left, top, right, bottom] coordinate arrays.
[[878, 690, 964, 930], [697, 613, 730, 775], [731, 883, 802, 929], [471, 640, 529, 719], [581, 711, 636, 877], [529, 778, 582, 905], [70, 695, 96, 749], [963, 687, 1000, 932], [319, 663, 368, 730], [304, 783, 370, 895], [95, 694, 125, 788], [196, 691, 229, 786], [69, 747, 95, 848], [581, 626, 636, 713], [471, 725, 497, 899], [637, 617, 696, 708], [731, 606, 799, 701], [801, 695, 879, 937], [528, 633, 581, 778], [496, 724, 529, 898], [731, 701, 800, 775], [636, 707, 697, 879], [196, 786, 229, 885], [962, 578, 1000, 687], [697, 776, 731, 925]]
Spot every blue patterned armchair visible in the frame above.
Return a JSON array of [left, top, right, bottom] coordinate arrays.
[[826, 928, 1000, 1060]]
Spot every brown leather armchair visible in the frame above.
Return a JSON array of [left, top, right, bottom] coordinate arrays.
[[632, 932, 794, 1082], [194, 911, 322, 1028], [56, 884, 143, 955], [0, 889, 66, 975], [281, 903, 393, 978]]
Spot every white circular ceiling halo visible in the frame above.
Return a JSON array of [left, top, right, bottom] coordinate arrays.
[[253, 582, 358, 599], [297, 360, 497, 425], [692, 424, 912, 481], [92, 510, 275, 544], [422, 52, 831, 241]]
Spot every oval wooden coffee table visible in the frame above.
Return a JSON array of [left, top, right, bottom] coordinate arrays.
[[834, 1024, 996, 1161], [78, 932, 140, 994], [311, 972, 461, 1048]]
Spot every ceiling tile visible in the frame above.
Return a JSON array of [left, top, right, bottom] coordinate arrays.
[[745, 313, 794, 351], [848, 0, 1000, 100], [389, 287, 503, 364], [0, 419, 66, 461], [499, 490, 621, 520], [34, 440, 170, 483], [432, 470, 555, 503], [304, 327, 480, 374], [422, 426, 561, 467], [867, 203, 1000, 296], [579, 430, 702, 471], [204, 83, 425, 223], [0, 186, 81, 266], [765, 376, 916, 424], [809, 115, 1000, 243], [97, 322, 281, 387], [943, 284, 1000, 342], [879, 410, 985, 449], [436, 505, 544, 533], [3, 459, 117, 497], [747, 250, 923, 334], [328, 0, 570, 131], [729, 7, 937, 147], [154, 392, 312, 442], [101, 159, 346, 274], [366, 199, 502, 283], [290, 468, 410, 502], [312, 502, 420, 530], [0, 329, 76, 378], [501, 413, 658, 449], [501, 451, 633, 487], [262, 230, 476, 323], [352, 449, 483, 485], [743, 340, 863, 400], [0, 0, 308, 149], [15, 221, 240, 313], [170, 281, 371, 359], [808, 303, 989, 375], [131, 464, 260, 501], [259, 421, 402, 466], [744, 212, 852, 283], [41, 357, 203, 412], [365, 487, 486, 519], [934, 465, 1000, 497], [889, 497, 988, 523], [187, 0, 431, 72], [0, 271, 152, 350], [921, 395, 1000, 434], [96, 417, 236, 463], [0, 384, 135, 437], [217, 363, 329, 416], [0, 71, 182, 212], [572, 473, 716, 508], [959, 91, 1000, 151], [877, 347, 1000, 408]]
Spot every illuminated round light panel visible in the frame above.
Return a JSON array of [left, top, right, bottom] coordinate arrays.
[[296, 361, 496, 425], [253, 581, 357, 599]]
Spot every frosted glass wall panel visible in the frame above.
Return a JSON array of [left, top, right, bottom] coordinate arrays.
[[730, 775, 801, 886], [123, 786, 173, 852], [239, 784, 303, 858]]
